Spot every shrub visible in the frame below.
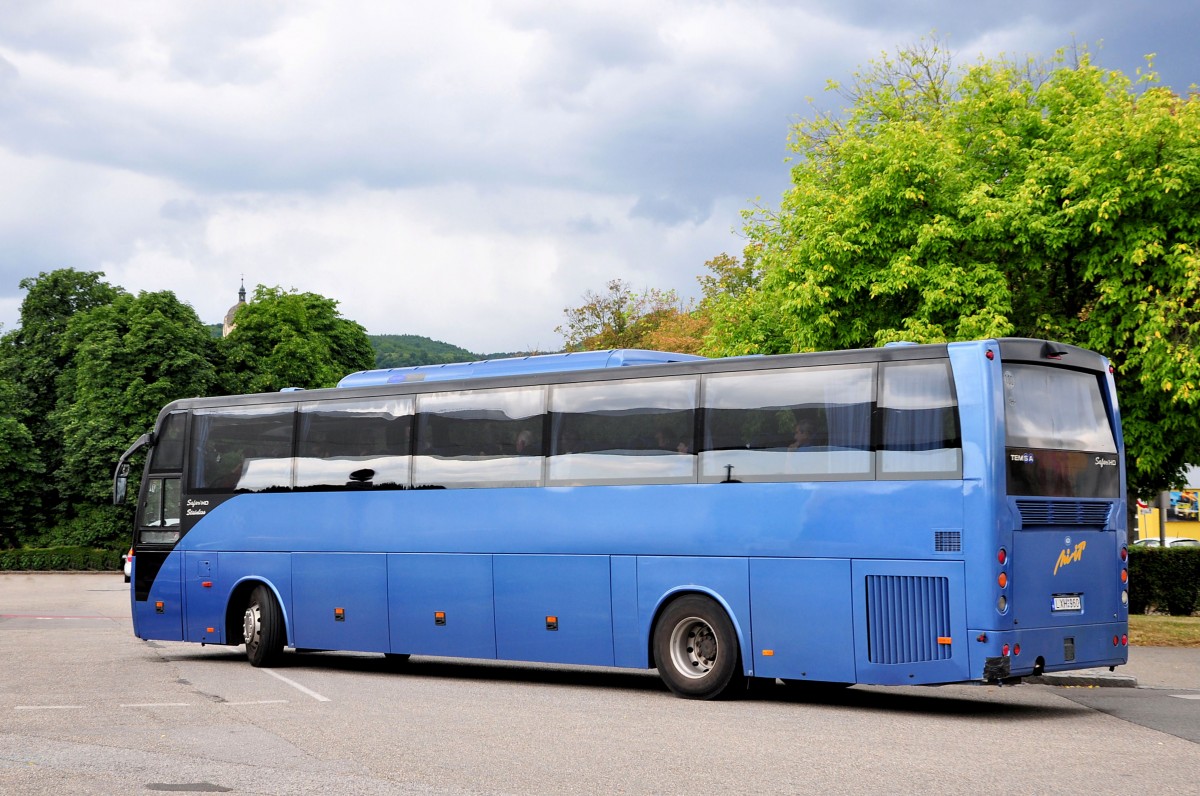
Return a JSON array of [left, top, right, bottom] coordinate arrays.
[[0, 546, 121, 572], [1128, 547, 1200, 616]]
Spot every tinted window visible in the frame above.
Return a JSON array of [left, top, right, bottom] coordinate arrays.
[[149, 412, 186, 473], [548, 377, 697, 485], [297, 398, 413, 489], [1004, 364, 1116, 452], [1004, 364, 1119, 497], [139, 477, 181, 545], [877, 361, 961, 479], [189, 406, 295, 492], [414, 387, 544, 488], [701, 365, 873, 482]]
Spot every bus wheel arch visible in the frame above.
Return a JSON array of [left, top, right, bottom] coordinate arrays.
[[650, 592, 745, 700], [227, 580, 287, 667]]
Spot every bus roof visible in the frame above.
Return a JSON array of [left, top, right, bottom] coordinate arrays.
[[336, 349, 707, 388]]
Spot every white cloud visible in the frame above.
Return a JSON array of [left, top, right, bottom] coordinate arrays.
[[97, 181, 740, 354], [0, 1, 1196, 354]]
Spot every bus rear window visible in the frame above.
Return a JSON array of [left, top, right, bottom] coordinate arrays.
[[1003, 365, 1116, 453], [1003, 363, 1118, 498]]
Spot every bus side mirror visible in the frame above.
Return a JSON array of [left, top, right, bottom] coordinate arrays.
[[113, 463, 130, 506]]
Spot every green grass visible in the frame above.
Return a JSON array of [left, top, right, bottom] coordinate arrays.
[[1129, 614, 1200, 647]]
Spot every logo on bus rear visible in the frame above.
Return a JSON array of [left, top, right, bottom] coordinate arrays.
[[1010, 452, 1035, 463], [1053, 538, 1086, 576]]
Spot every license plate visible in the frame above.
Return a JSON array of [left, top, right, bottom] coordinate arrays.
[[1052, 594, 1082, 612]]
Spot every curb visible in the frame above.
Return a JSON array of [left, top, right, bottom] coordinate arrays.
[[1026, 671, 1138, 688]]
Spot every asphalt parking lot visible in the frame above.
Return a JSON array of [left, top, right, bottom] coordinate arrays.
[[2, 573, 1198, 795]]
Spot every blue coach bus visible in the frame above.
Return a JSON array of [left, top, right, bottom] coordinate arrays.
[[114, 338, 1129, 699]]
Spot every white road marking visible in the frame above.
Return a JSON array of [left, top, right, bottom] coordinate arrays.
[[1169, 694, 1200, 700], [14, 705, 84, 710], [260, 669, 331, 702], [225, 699, 289, 705], [120, 702, 192, 708]]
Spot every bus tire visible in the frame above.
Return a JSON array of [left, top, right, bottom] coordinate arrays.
[[243, 585, 284, 667], [653, 594, 743, 700]]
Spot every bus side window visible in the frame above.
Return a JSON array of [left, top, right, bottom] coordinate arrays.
[[699, 365, 874, 483], [149, 412, 186, 473], [876, 360, 962, 479], [296, 398, 413, 489], [189, 407, 295, 493], [413, 387, 545, 488], [547, 377, 697, 486]]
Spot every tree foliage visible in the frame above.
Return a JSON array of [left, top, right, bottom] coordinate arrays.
[[0, 269, 120, 539], [219, 286, 375, 392], [704, 41, 1200, 495], [54, 291, 218, 508], [558, 279, 707, 354]]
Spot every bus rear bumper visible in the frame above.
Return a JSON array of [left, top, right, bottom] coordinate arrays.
[[969, 621, 1129, 681]]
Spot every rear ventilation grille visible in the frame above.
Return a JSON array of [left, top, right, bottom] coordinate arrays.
[[934, 531, 962, 553], [1016, 500, 1112, 528], [865, 575, 952, 664]]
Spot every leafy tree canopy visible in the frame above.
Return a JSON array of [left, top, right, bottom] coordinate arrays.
[[220, 285, 375, 392], [54, 291, 219, 505], [558, 278, 706, 354], [704, 40, 1200, 496]]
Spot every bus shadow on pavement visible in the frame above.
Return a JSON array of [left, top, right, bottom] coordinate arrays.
[[163, 646, 1076, 716]]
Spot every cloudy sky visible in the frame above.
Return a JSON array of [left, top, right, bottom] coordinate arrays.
[[1, 1, 1196, 354]]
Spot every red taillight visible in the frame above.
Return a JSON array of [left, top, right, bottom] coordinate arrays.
[[1113, 636, 1120, 646], [1122, 635, 1128, 646], [1013, 644, 1021, 656], [997, 548, 1007, 565], [1002, 644, 1011, 656], [986, 350, 995, 360], [1120, 546, 1128, 561]]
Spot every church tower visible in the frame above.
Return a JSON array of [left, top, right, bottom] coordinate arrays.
[[222, 279, 247, 338]]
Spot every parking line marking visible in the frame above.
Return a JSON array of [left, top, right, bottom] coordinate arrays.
[[225, 699, 289, 705], [120, 702, 192, 708], [260, 669, 331, 702], [1170, 694, 1200, 700], [15, 705, 85, 710]]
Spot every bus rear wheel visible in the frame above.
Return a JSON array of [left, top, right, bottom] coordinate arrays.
[[243, 585, 284, 667], [653, 594, 743, 700]]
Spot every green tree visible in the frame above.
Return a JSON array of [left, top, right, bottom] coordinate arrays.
[[0, 373, 41, 546], [47, 291, 219, 547], [706, 41, 1200, 496], [219, 286, 375, 393], [0, 269, 120, 540], [557, 279, 706, 353]]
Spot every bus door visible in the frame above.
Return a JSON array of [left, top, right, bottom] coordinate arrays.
[[131, 411, 188, 641], [132, 474, 184, 641]]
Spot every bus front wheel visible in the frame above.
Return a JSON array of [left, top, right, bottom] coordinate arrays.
[[243, 585, 284, 667], [653, 594, 743, 700]]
